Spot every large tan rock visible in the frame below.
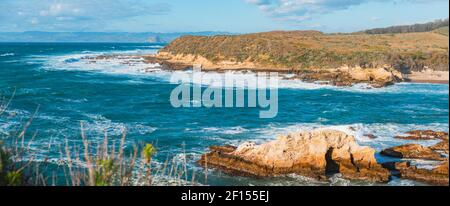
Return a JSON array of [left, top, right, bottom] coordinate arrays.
[[334, 66, 403, 87], [198, 129, 390, 182], [381, 144, 444, 161], [345, 66, 403, 82]]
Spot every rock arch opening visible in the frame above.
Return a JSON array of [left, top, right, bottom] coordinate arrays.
[[325, 147, 340, 176]]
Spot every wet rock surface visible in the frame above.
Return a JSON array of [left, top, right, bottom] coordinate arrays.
[[379, 130, 449, 185], [383, 161, 449, 186]]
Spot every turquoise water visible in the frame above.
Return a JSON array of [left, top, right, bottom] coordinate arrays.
[[0, 43, 448, 186]]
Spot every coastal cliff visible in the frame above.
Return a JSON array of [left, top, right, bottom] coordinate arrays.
[[147, 29, 449, 86]]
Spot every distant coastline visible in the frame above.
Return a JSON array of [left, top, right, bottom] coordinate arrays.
[[0, 31, 233, 43]]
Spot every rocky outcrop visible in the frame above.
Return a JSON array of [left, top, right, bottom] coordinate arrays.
[[291, 66, 403, 87], [395, 130, 449, 141], [383, 161, 449, 186], [381, 144, 444, 161], [198, 129, 390, 182], [340, 66, 403, 88], [430, 141, 449, 154], [380, 134, 449, 186]]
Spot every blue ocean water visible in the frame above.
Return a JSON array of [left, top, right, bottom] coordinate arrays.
[[0, 43, 448, 186]]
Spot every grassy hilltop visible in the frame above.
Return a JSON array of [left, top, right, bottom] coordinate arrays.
[[160, 20, 449, 73]]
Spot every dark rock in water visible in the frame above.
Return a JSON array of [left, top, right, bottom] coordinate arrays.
[[371, 81, 393, 88], [396, 130, 449, 141], [394, 135, 435, 141], [365, 134, 377, 139], [381, 144, 444, 161], [198, 129, 390, 183], [382, 161, 411, 172], [332, 81, 353, 87]]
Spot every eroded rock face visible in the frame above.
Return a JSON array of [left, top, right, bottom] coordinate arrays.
[[384, 161, 449, 186], [198, 129, 390, 182], [342, 66, 403, 88], [381, 144, 444, 161], [430, 141, 449, 154]]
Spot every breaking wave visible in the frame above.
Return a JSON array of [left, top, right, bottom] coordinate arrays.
[[0, 53, 15, 57]]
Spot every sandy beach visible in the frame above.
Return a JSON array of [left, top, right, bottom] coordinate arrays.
[[406, 70, 449, 84]]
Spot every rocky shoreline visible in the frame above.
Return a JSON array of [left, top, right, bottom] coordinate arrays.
[[198, 129, 449, 186], [84, 53, 448, 87], [144, 52, 450, 87], [145, 53, 405, 88]]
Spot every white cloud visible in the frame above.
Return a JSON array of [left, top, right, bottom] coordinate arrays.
[[371, 16, 382, 22], [245, 0, 448, 23], [30, 18, 39, 25], [0, 0, 171, 31]]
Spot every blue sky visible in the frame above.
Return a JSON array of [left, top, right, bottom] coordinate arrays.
[[0, 0, 448, 33]]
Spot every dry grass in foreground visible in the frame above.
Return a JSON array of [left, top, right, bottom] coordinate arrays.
[[0, 92, 201, 186]]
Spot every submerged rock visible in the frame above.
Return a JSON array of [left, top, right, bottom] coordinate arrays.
[[394, 135, 435, 141], [381, 144, 444, 161], [365, 134, 378, 139], [198, 129, 390, 182]]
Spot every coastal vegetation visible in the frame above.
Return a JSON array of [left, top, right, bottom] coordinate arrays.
[[159, 29, 449, 73], [0, 94, 197, 186], [361, 18, 448, 35], [0, 127, 197, 186]]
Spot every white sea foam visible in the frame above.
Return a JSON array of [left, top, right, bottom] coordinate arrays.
[[80, 113, 157, 137], [200, 126, 248, 135], [38, 52, 165, 77], [132, 45, 164, 49], [168, 70, 448, 94], [409, 159, 443, 170], [0, 121, 15, 136], [0, 53, 15, 57], [387, 177, 418, 186]]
